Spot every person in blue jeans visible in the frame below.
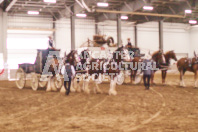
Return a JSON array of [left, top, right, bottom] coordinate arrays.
[[61, 60, 76, 95], [142, 55, 154, 90]]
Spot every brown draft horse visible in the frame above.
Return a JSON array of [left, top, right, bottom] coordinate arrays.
[[151, 50, 177, 84], [130, 50, 177, 85], [66, 50, 79, 67], [177, 52, 198, 87], [160, 50, 177, 84]]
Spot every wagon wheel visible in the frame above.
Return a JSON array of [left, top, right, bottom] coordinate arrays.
[[38, 76, 48, 88], [31, 73, 39, 91], [54, 74, 63, 90], [107, 37, 114, 47], [39, 81, 48, 88], [117, 71, 125, 85], [15, 68, 26, 89]]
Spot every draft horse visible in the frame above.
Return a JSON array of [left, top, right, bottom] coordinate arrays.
[[151, 50, 177, 85], [177, 52, 198, 88], [82, 46, 130, 95]]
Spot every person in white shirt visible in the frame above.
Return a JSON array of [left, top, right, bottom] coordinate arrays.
[[61, 60, 76, 95]]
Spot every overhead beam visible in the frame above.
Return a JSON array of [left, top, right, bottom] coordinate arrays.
[[98, 0, 146, 22], [60, 0, 92, 18], [5, 0, 17, 12], [144, 2, 189, 23], [8, 28, 56, 31], [96, 9, 185, 18]]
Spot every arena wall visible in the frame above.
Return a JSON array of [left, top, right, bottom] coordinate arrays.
[[190, 26, 198, 56], [2, 15, 198, 80]]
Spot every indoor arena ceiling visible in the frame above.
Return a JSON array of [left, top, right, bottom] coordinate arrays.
[[1, 0, 198, 24]]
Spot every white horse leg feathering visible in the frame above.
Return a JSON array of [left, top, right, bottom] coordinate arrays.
[[84, 76, 90, 94], [109, 77, 117, 96], [70, 79, 76, 92], [46, 77, 51, 92], [46, 77, 57, 92], [180, 71, 186, 87], [96, 83, 103, 93], [195, 71, 198, 88], [195, 80, 198, 88], [60, 84, 66, 93]]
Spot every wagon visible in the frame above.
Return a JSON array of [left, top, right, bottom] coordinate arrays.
[[15, 49, 63, 91]]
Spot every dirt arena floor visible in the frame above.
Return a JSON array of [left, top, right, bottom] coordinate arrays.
[[0, 73, 198, 132]]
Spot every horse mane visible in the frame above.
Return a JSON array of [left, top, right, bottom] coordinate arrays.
[[67, 50, 76, 57], [165, 50, 174, 55], [80, 49, 90, 60], [113, 46, 124, 62], [152, 50, 161, 57]]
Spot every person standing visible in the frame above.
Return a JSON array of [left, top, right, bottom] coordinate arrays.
[[62, 60, 76, 95], [142, 55, 154, 90]]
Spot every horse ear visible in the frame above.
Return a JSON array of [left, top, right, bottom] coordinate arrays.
[[148, 51, 151, 55], [64, 52, 66, 57], [194, 51, 197, 57]]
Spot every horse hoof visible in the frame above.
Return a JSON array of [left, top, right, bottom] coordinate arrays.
[[70, 88, 76, 93], [109, 90, 117, 96], [97, 90, 103, 94], [85, 89, 90, 94], [77, 89, 81, 93]]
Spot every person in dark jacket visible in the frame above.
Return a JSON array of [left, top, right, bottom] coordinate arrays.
[[142, 55, 154, 90], [61, 60, 76, 95]]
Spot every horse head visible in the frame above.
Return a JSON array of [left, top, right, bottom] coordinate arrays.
[[79, 49, 90, 65], [152, 50, 165, 64], [66, 50, 79, 66], [194, 51, 198, 62], [166, 50, 177, 62], [113, 46, 130, 63]]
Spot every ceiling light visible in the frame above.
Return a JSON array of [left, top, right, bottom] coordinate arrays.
[[121, 16, 128, 20], [76, 14, 87, 17], [43, 0, 56, 3], [0, 0, 4, 4], [143, 6, 154, 10], [185, 10, 192, 14], [189, 20, 197, 24], [27, 11, 39, 15], [97, 2, 109, 7]]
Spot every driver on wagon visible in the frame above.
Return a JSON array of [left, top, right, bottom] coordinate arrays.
[[127, 38, 133, 48], [48, 36, 56, 50], [126, 38, 134, 58]]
